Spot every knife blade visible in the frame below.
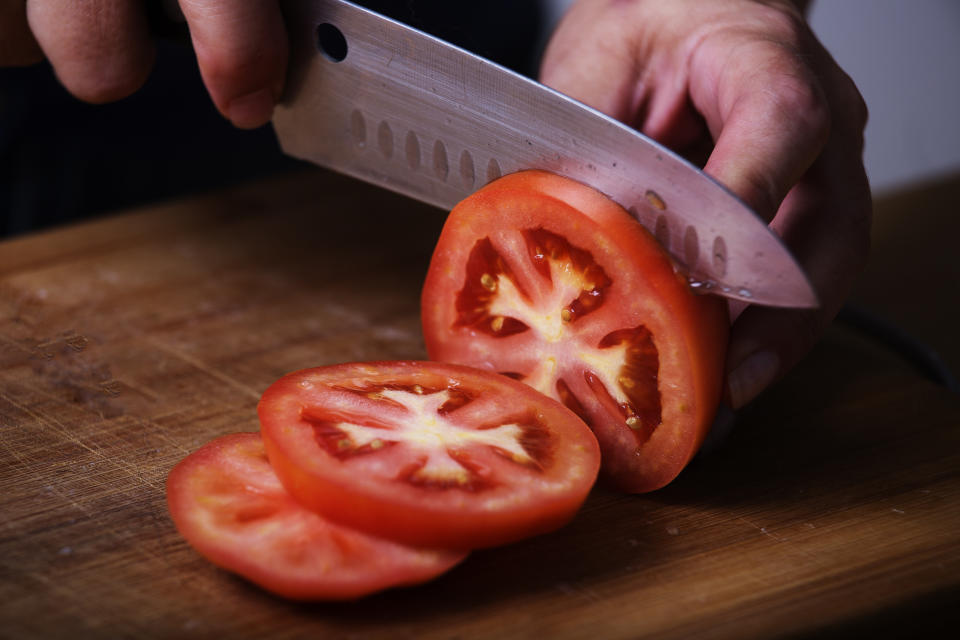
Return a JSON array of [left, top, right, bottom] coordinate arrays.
[[272, 0, 817, 308]]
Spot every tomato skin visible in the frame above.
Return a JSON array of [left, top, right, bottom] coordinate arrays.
[[166, 433, 467, 601], [421, 171, 729, 493], [258, 361, 601, 549]]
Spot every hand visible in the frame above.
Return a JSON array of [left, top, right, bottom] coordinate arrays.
[[541, 0, 872, 409], [0, 0, 288, 129]]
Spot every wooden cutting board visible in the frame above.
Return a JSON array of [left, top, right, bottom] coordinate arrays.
[[2, 169, 958, 639]]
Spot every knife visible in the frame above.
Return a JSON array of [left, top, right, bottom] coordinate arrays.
[[271, 0, 817, 308]]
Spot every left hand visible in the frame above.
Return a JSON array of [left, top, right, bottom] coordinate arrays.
[[2, 0, 288, 130]]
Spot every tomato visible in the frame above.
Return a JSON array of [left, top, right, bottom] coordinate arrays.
[[166, 432, 467, 600], [421, 170, 729, 493], [258, 361, 600, 549]]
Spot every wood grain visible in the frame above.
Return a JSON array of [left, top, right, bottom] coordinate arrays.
[[2, 169, 958, 639]]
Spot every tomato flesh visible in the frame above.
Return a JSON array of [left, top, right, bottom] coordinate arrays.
[[166, 432, 467, 601], [422, 171, 729, 492], [258, 361, 601, 549]]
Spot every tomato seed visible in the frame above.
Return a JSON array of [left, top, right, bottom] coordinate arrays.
[[491, 316, 505, 332], [480, 273, 497, 291]]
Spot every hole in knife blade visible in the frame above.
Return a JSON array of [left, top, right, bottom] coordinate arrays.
[[350, 110, 366, 148], [405, 131, 421, 170], [712, 236, 728, 277], [316, 23, 347, 62], [460, 150, 475, 188], [433, 140, 449, 180], [486, 158, 502, 184], [684, 225, 700, 268], [655, 214, 670, 249], [378, 121, 394, 158]]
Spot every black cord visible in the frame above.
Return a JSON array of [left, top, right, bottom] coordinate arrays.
[[836, 303, 959, 393]]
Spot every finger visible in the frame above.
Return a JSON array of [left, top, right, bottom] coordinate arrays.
[[178, 0, 288, 129], [725, 63, 872, 409], [725, 180, 870, 408], [540, 1, 710, 157], [0, 2, 43, 65], [692, 29, 831, 221], [539, 1, 642, 120], [25, 0, 155, 102]]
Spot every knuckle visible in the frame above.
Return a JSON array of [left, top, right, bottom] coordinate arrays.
[[738, 7, 834, 140], [757, 2, 809, 43], [770, 69, 832, 144], [728, 35, 832, 146]]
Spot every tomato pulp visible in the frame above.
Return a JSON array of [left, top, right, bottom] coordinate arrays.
[[166, 433, 467, 600], [421, 171, 729, 492], [258, 361, 601, 549]]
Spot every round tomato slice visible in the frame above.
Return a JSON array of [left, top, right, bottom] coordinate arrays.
[[166, 432, 467, 601], [421, 171, 729, 493], [258, 361, 600, 549]]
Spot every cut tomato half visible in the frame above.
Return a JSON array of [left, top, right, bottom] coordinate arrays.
[[258, 361, 601, 549], [421, 171, 729, 492], [166, 432, 467, 600]]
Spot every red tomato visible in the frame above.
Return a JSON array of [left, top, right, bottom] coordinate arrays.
[[166, 432, 467, 600], [258, 361, 600, 549], [421, 171, 729, 493]]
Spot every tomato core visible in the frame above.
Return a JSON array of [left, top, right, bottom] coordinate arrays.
[[300, 381, 553, 492], [453, 226, 663, 447]]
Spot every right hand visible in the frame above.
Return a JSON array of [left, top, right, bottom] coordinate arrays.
[[540, 0, 872, 409]]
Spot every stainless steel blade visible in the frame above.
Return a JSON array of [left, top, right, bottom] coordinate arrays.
[[272, 0, 817, 308]]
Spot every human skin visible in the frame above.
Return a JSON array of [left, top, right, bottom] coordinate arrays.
[[540, 0, 871, 408], [1, 0, 871, 408]]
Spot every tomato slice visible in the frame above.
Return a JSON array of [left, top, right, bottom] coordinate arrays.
[[257, 361, 600, 549], [421, 171, 729, 492], [166, 432, 467, 600]]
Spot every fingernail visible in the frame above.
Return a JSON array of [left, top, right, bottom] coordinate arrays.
[[727, 350, 780, 409], [226, 88, 275, 129]]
